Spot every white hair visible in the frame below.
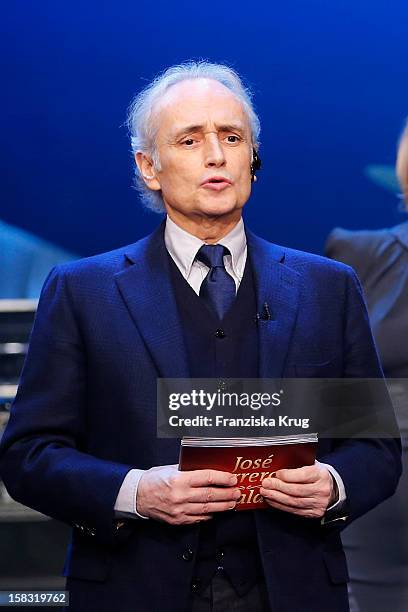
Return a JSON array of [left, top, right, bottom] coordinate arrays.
[[126, 60, 261, 213]]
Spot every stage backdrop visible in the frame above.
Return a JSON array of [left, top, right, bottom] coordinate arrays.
[[2, 0, 408, 282]]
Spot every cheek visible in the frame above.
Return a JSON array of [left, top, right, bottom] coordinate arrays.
[[240, 185, 252, 207], [234, 152, 252, 185], [159, 157, 195, 189], [157, 166, 182, 193], [236, 169, 252, 199], [158, 165, 198, 203]]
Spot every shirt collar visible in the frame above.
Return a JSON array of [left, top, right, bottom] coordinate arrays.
[[164, 214, 247, 279]]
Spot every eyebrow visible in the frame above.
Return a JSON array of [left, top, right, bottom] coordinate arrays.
[[171, 123, 246, 140]]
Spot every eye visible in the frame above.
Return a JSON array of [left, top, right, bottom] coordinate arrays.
[[225, 135, 241, 144], [180, 137, 198, 147]]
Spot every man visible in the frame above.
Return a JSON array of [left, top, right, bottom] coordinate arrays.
[[0, 62, 401, 612]]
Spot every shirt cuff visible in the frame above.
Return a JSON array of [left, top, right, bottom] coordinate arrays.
[[114, 469, 149, 519], [316, 460, 346, 511]]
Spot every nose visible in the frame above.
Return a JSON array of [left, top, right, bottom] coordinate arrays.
[[204, 133, 226, 168]]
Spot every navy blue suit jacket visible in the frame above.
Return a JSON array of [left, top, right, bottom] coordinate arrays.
[[0, 223, 401, 612]]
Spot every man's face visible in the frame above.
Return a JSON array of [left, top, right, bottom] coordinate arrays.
[[140, 78, 253, 222]]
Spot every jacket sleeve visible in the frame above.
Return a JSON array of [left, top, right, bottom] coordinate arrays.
[[318, 267, 402, 526], [0, 266, 133, 547]]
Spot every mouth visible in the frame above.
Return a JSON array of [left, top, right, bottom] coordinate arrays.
[[201, 176, 232, 192]]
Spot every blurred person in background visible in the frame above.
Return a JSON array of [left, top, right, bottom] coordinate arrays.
[[326, 120, 408, 612]]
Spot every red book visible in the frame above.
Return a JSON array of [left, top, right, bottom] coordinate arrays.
[[179, 434, 318, 510]]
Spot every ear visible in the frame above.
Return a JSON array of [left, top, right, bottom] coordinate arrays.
[[135, 152, 161, 191]]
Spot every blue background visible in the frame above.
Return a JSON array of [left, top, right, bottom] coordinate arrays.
[[2, 0, 408, 260]]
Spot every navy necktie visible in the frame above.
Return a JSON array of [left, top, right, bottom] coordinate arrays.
[[196, 244, 236, 320]]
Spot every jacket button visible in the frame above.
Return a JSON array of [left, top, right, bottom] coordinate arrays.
[[191, 578, 201, 592], [216, 548, 224, 562], [217, 380, 227, 392], [215, 329, 226, 339], [182, 548, 194, 561]]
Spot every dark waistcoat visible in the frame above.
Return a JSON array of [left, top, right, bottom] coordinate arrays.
[[168, 253, 265, 596]]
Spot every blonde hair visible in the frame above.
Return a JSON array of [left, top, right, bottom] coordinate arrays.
[[396, 120, 408, 204]]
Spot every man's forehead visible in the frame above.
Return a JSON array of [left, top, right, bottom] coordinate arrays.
[[160, 78, 237, 102], [153, 78, 248, 131]]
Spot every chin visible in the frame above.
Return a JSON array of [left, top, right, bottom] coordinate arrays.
[[198, 197, 241, 217]]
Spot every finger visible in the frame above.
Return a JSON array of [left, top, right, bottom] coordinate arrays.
[[185, 515, 214, 524], [188, 487, 242, 504], [273, 465, 321, 484], [261, 478, 319, 498], [186, 499, 239, 515], [259, 487, 317, 510], [262, 498, 321, 518], [157, 512, 214, 525], [187, 469, 238, 488]]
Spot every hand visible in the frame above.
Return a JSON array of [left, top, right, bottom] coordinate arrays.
[[259, 463, 336, 519], [136, 464, 241, 525]]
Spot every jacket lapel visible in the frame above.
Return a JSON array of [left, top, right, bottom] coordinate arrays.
[[114, 222, 301, 380], [114, 222, 190, 378], [246, 229, 301, 378]]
